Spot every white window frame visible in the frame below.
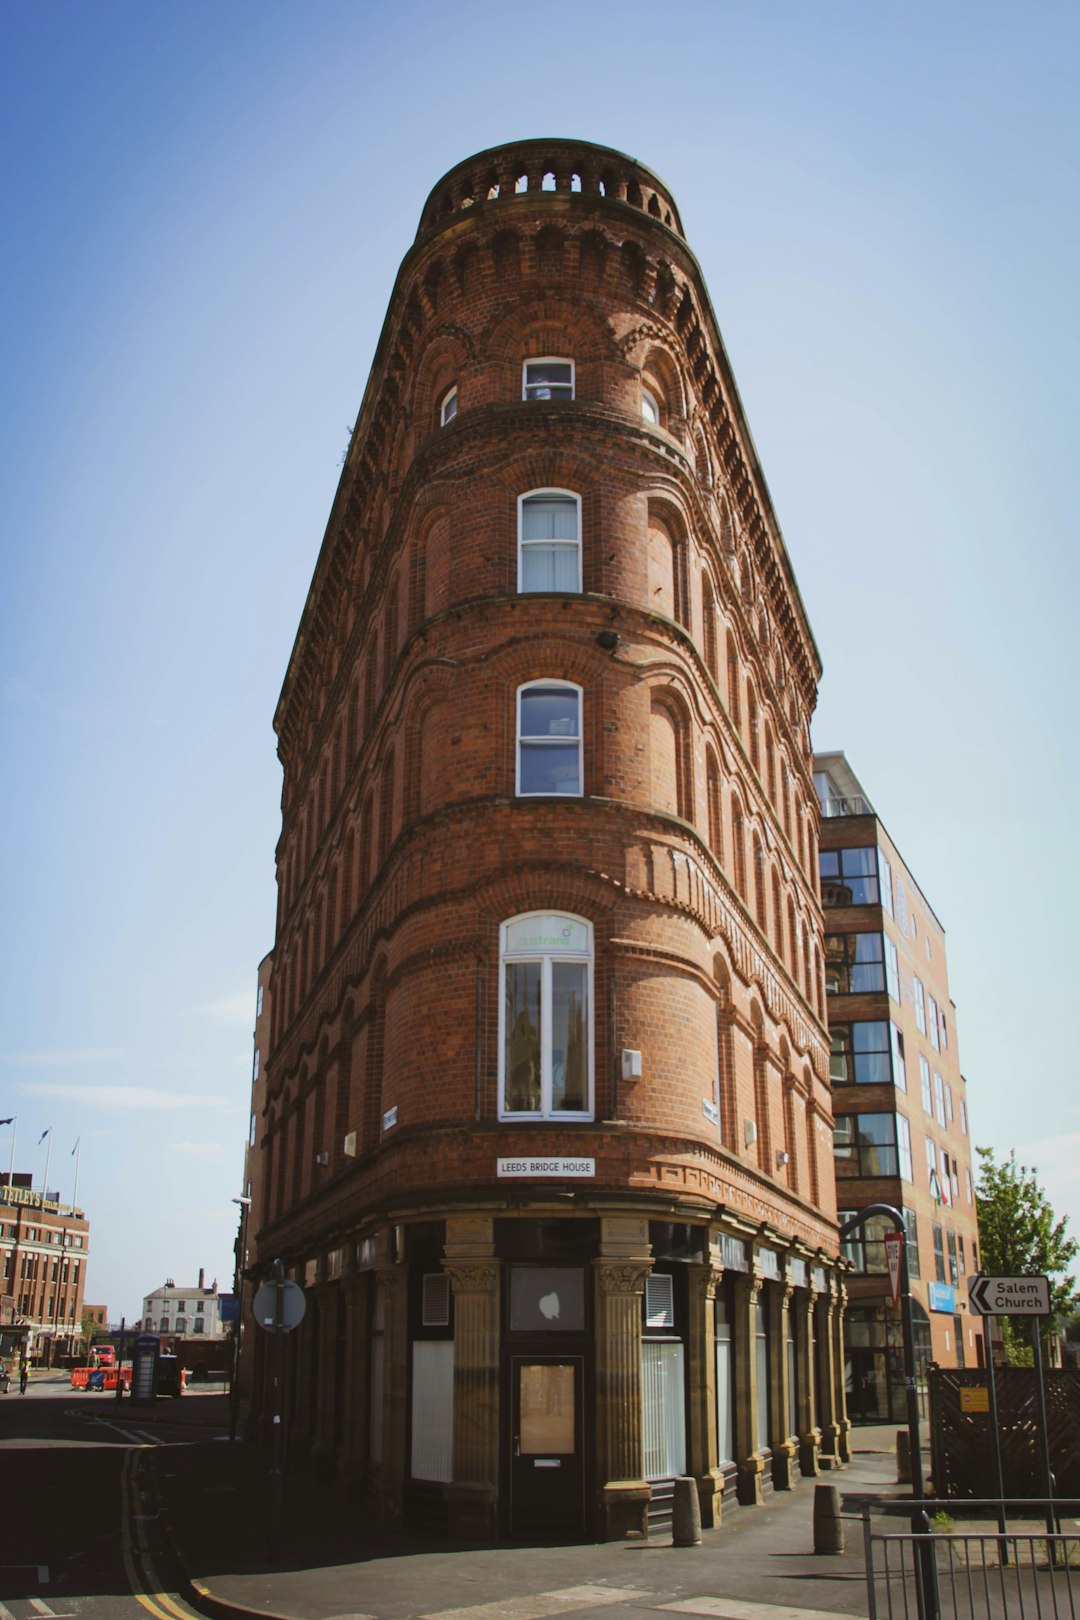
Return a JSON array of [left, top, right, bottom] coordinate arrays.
[[928, 994, 940, 1052], [913, 976, 927, 1035], [440, 385, 458, 426], [642, 385, 661, 425], [522, 357, 575, 401], [920, 1055, 932, 1113], [516, 680, 583, 797], [498, 911, 594, 1121], [517, 489, 582, 594]]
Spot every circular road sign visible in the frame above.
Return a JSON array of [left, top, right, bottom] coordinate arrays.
[[251, 1278, 307, 1333]]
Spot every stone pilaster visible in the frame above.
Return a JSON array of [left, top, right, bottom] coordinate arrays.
[[769, 1281, 798, 1490], [594, 1216, 652, 1540], [794, 1286, 820, 1477], [733, 1273, 765, 1505], [834, 1278, 852, 1462], [686, 1262, 726, 1527], [443, 1214, 501, 1540], [372, 1244, 407, 1522]]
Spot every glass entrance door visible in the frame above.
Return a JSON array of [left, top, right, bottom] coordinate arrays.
[[509, 1356, 584, 1539]]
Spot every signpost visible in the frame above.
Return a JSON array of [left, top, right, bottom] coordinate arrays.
[[253, 1260, 306, 1560], [967, 1273, 1055, 1548], [884, 1231, 903, 1309]]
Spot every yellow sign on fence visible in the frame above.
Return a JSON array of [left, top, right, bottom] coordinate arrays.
[[960, 1386, 990, 1413]]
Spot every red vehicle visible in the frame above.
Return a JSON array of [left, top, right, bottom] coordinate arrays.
[[88, 1344, 115, 1368]]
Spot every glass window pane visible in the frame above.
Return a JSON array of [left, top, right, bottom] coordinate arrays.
[[551, 962, 587, 1110], [521, 543, 579, 592], [520, 742, 580, 795], [522, 496, 578, 540], [520, 687, 579, 738], [845, 848, 877, 877], [505, 962, 541, 1111], [819, 852, 840, 878], [519, 1363, 575, 1452]]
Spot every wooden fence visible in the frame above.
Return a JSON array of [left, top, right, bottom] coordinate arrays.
[[928, 1365, 1080, 1498]]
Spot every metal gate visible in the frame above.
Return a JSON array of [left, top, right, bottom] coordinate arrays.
[[856, 1498, 1080, 1620]]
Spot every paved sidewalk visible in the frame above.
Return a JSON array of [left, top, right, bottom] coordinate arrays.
[[151, 1422, 906, 1620]]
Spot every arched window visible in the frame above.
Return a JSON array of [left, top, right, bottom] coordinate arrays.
[[731, 796, 747, 900], [439, 385, 458, 426], [752, 832, 766, 929], [702, 573, 719, 682], [499, 913, 593, 1120], [515, 680, 583, 796], [747, 680, 760, 772], [706, 750, 723, 859], [642, 385, 661, 425], [518, 491, 581, 593], [771, 868, 783, 953], [725, 634, 742, 727]]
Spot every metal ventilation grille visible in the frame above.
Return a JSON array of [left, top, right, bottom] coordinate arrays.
[[645, 1273, 674, 1329], [422, 1272, 450, 1327]]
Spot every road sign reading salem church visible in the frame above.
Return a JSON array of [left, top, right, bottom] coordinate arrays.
[[967, 1273, 1051, 1316]]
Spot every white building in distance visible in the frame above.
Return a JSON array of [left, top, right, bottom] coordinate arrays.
[[140, 1267, 226, 1339]]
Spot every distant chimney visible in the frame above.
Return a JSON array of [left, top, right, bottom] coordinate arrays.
[[198, 1266, 205, 1290]]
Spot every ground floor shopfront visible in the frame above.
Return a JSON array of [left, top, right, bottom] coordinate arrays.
[[251, 1208, 850, 1541]]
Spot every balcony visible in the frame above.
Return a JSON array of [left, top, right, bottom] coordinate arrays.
[[820, 795, 873, 818]]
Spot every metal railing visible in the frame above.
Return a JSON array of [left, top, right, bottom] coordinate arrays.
[[856, 1499, 1080, 1620], [820, 795, 873, 818]]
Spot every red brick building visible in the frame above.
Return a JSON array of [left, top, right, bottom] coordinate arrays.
[[814, 752, 984, 1420], [0, 1173, 90, 1363], [253, 139, 846, 1540]]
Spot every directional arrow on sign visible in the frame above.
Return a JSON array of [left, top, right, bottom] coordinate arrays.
[[967, 1273, 1051, 1316]]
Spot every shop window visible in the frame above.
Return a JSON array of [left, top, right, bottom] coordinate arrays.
[[517, 491, 581, 593], [715, 1285, 735, 1464], [499, 913, 592, 1119], [642, 1339, 686, 1479], [754, 1295, 769, 1451], [517, 682, 582, 796], [411, 1341, 454, 1482]]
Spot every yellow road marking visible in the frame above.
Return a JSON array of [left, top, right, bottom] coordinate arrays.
[[119, 1447, 198, 1620]]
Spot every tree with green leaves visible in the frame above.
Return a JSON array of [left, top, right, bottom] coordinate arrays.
[[976, 1147, 1078, 1364]]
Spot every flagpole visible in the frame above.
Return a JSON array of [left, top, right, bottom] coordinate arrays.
[[42, 1129, 52, 1203], [72, 1138, 81, 1213], [6, 1117, 15, 1190]]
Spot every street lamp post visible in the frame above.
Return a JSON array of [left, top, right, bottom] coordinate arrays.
[[839, 1204, 938, 1620], [230, 1196, 252, 1443]]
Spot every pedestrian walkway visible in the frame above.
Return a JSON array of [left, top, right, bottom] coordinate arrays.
[[150, 1421, 907, 1620]]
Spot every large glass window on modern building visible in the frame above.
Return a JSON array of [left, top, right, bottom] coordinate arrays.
[[518, 492, 581, 593], [516, 682, 582, 796], [820, 846, 879, 906], [829, 1020, 906, 1089], [499, 913, 592, 1119], [834, 1112, 912, 1180], [522, 358, 574, 400], [825, 932, 887, 994], [839, 1210, 896, 1272]]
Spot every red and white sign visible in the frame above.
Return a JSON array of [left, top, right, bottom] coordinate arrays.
[[883, 1231, 904, 1307]]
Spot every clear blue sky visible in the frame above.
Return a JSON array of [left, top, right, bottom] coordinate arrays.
[[2, 1, 1077, 1319]]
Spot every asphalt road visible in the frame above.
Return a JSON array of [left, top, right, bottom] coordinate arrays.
[[0, 1374, 215, 1620]]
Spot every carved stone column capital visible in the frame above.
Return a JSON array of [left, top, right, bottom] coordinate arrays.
[[595, 1260, 651, 1295], [444, 1261, 500, 1296], [688, 1262, 724, 1305], [375, 1266, 402, 1292]]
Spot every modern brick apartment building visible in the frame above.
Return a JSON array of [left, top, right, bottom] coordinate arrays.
[[253, 139, 847, 1541], [814, 752, 983, 1422]]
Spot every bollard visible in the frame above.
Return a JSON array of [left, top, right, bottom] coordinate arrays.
[[896, 1428, 911, 1484], [813, 1483, 845, 1554], [672, 1477, 702, 1546]]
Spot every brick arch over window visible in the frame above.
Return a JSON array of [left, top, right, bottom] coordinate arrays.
[[408, 330, 474, 434], [646, 499, 689, 629], [713, 955, 735, 1147], [705, 745, 723, 861], [649, 691, 692, 822], [636, 342, 686, 426], [483, 294, 618, 372], [730, 792, 748, 901], [751, 830, 766, 931], [701, 568, 720, 683], [362, 961, 387, 1154], [804, 1081, 821, 1205], [749, 1000, 771, 1172], [725, 632, 742, 728]]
